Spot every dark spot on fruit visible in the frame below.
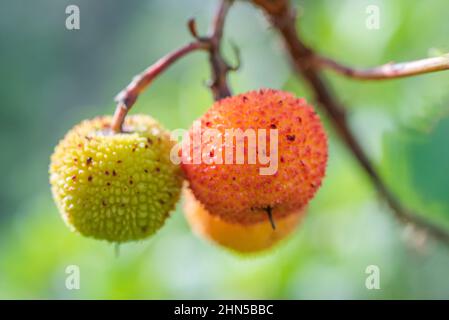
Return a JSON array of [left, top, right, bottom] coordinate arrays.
[[71, 175, 77, 181], [144, 169, 148, 173], [85, 136, 92, 141], [147, 138, 153, 144], [145, 144, 149, 149], [209, 150, 214, 157], [155, 167, 160, 172], [232, 177, 236, 181], [141, 225, 148, 232], [78, 143, 83, 148], [102, 200, 107, 206], [112, 170, 117, 176], [270, 124, 277, 129], [280, 156, 285, 163], [159, 199, 165, 205], [73, 158, 78, 162], [297, 117, 302, 124], [205, 121, 212, 127], [117, 160, 122, 164], [132, 148, 136, 152], [86, 157, 93, 165], [242, 96, 248, 102], [88, 176, 93, 182], [129, 180, 133, 185], [106, 182, 111, 186], [105, 171, 109, 175], [286, 134, 296, 141]]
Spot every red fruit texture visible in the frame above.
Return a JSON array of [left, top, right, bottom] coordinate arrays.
[[181, 89, 328, 225]]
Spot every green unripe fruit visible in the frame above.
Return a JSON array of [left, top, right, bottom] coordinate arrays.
[[49, 115, 182, 242]]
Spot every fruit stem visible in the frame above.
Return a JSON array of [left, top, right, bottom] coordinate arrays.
[[111, 103, 128, 133]]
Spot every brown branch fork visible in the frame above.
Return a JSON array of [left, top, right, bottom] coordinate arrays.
[[111, 0, 449, 246], [111, 0, 233, 132], [316, 54, 449, 80]]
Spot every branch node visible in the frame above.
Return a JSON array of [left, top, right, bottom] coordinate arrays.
[[187, 18, 200, 39]]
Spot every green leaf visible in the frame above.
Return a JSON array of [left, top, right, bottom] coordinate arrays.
[[382, 110, 449, 230]]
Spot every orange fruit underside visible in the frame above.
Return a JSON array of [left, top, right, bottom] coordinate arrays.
[[183, 189, 305, 253]]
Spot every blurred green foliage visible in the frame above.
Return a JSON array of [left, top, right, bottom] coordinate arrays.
[[383, 110, 449, 230], [0, 0, 449, 299]]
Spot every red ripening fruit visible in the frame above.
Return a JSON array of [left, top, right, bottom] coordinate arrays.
[[181, 89, 328, 225]]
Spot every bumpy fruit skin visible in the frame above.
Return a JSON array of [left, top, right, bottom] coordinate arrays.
[[183, 189, 304, 253], [182, 89, 328, 225], [49, 115, 183, 242]]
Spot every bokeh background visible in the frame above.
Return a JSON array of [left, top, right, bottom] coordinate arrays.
[[1, 0, 449, 299]]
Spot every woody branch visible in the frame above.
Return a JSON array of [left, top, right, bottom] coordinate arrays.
[[251, 0, 449, 246]]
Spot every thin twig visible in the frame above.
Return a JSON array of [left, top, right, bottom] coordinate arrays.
[[251, 0, 449, 246], [111, 0, 234, 132], [111, 41, 208, 132], [315, 54, 449, 80]]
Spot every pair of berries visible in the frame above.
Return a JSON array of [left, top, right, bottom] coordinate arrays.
[[49, 89, 328, 253]]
